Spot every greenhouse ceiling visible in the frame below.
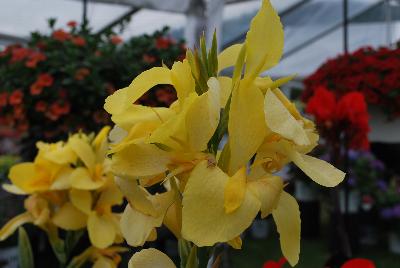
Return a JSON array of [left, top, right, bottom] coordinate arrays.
[[1, 0, 399, 77]]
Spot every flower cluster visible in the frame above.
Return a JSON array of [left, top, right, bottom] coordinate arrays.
[[0, 21, 184, 150], [305, 86, 370, 150], [0, 127, 126, 267], [105, 1, 344, 266], [303, 47, 400, 118]]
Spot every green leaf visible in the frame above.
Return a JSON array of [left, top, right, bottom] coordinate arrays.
[[18, 227, 34, 268], [65, 230, 85, 258], [185, 245, 198, 268], [47, 227, 67, 265], [178, 239, 191, 268]]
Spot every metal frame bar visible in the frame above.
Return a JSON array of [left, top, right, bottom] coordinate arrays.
[[95, 7, 141, 34], [0, 33, 28, 44]]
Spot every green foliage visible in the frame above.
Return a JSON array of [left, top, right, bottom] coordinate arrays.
[[0, 155, 19, 181], [18, 227, 34, 268]]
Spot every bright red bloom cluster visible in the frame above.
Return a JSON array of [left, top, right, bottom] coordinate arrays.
[[306, 87, 370, 150], [341, 258, 375, 268], [263, 257, 287, 268], [303, 46, 400, 118]]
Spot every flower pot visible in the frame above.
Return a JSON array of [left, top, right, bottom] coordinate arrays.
[[369, 107, 400, 143], [388, 232, 400, 255]]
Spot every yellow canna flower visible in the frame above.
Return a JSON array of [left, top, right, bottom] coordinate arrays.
[[128, 248, 176, 268], [70, 246, 128, 268]]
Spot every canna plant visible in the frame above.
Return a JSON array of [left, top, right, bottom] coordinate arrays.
[[0, 127, 126, 268], [105, 0, 345, 267]]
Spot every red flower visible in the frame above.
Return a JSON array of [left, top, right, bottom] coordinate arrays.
[[341, 258, 375, 268], [37, 73, 54, 87], [155, 37, 172, 49], [0, 92, 8, 107], [71, 36, 86, 47], [74, 68, 90, 81], [306, 86, 336, 122], [110, 35, 123, 45], [10, 47, 30, 63], [25, 52, 46, 68], [143, 54, 156, 64], [9, 90, 23, 105], [52, 29, 71, 42], [67, 21, 78, 28], [35, 101, 47, 112], [14, 105, 25, 119], [30, 82, 43, 95], [263, 257, 287, 268]]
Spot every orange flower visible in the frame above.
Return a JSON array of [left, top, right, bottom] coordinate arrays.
[[143, 54, 156, 64], [10, 47, 30, 63], [26, 52, 46, 68], [71, 36, 86, 47], [0, 92, 8, 107], [52, 29, 71, 42], [30, 82, 43, 95], [35, 101, 47, 112], [74, 68, 90, 81], [14, 105, 25, 119], [155, 37, 173, 49], [9, 90, 23, 105], [110, 35, 123, 45]]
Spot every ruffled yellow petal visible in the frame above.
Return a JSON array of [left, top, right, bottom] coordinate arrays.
[[93, 257, 115, 268], [228, 84, 266, 175], [224, 167, 247, 214], [264, 89, 309, 146], [111, 143, 169, 177], [9, 163, 48, 193], [245, 0, 283, 76], [171, 59, 195, 107], [0, 212, 33, 241], [69, 136, 96, 170], [163, 199, 182, 239], [218, 44, 243, 73], [248, 176, 283, 218], [50, 167, 73, 190], [290, 151, 345, 187], [128, 248, 176, 268], [96, 184, 123, 209], [182, 161, 260, 246], [52, 202, 87, 230], [111, 105, 173, 131], [43, 144, 77, 165], [115, 177, 157, 217], [185, 78, 221, 152], [272, 192, 300, 267], [70, 189, 92, 214], [120, 191, 175, 247], [70, 167, 104, 190], [88, 212, 116, 249]]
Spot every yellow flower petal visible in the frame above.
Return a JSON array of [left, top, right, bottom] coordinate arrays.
[[228, 84, 266, 174], [52, 202, 87, 230], [9, 163, 48, 193], [171, 59, 195, 107], [2, 184, 27, 195], [218, 44, 243, 73], [128, 248, 176, 268], [182, 161, 260, 246], [218, 76, 232, 108], [120, 191, 175, 247], [70, 189, 92, 214], [290, 151, 345, 187], [70, 167, 104, 190], [185, 78, 221, 152], [43, 144, 77, 165], [245, 0, 283, 76], [69, 136, 96, 170], [0, 212, 33, 241], [111, 143, 169, 177], [50, 167, 74, 190], [88, 212, 116, 249], [115, 177, 157, 217], [163, 200, 182, 239], [272, 192, 300, 267], [93, 257, 115, 268], [228, 236, 242, 249], [96, 184, 124, 209], [224, 167, 247, 214], [264, 89, 309, 146], [248, 176, 283, 218]]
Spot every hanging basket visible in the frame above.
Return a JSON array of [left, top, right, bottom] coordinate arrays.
[[369, 106, 400, 143]]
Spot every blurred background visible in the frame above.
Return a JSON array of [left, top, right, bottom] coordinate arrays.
[[0, 0, 400, 267]]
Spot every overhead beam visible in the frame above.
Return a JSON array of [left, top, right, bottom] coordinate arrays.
[[96, 7, 140, 34], [0, 33, 28, 44]]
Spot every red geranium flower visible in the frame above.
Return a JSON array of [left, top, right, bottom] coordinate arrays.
[[155, 37, 172, 49], [10, 47, 30, 63], [0, 92, 8, 107], [26, 52, 46, 68], [52, 29, 71, 42], [71, 36, 86, 47], [67, 21, 78, 28], [9, 90, 23, 105], [306, 86, 336, 123], [341, 258, 375, 268], [263, 257, 287, 268], [143, 54, 156, 64], [35, 101, 47, 112], [37, 73, 54, 87], [74, 68, 90, 81], [30, 82, 43, 95], [110, 35, 123, 45]]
